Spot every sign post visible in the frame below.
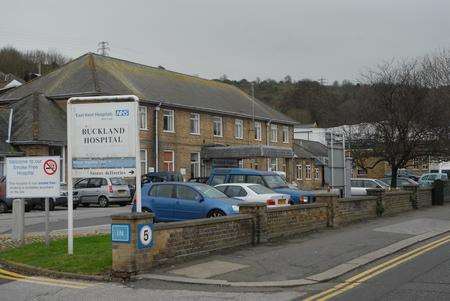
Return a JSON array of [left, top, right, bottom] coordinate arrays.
[[67, 95, 141, 255], [6, 156, 60, 246]]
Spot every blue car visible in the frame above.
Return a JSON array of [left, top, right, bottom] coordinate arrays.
[[133, 182, 243, 222], [207, 168, 315, 204]]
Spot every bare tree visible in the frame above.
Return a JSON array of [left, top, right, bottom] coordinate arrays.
[[350, 57, 450, 188]]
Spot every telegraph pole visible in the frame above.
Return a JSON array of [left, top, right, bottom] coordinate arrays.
[[97, 41, 110, 56]]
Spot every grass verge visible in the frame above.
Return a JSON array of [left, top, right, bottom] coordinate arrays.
[[0, 235, 111, 275]]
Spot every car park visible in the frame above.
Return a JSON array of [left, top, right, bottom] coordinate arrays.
[[207, 168, 315, 204], [74, 177, 131, 208], [134, 182, 243, 221], [418, 173, 448, 188], [215, 183, 290, 207], [351, 178, 390, 196], [380, 177, 419, 188]]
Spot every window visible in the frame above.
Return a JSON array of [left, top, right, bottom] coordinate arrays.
[[190, 153, 200, 179], [314, 168, 320, 180], [254, 121, 262, 141], [248, 184, 273, 195], [210, 175, 226, 186], [152, 184, 174, 198], [213, 116, 223, 137], [225, 186, 247, 197], [269, 158, 277, 171], [163, 150, 175, 171], [190, 113, 200, 135], [247, 175, 265, 185], [229, 174, 246, 183], [74, 179, 89, 189], [176, 185, 200, 201], [270, 124, 278, 142], [0, 157, 4, 177], [235, 119, 243, 139], [163, 109, 174, 132], [139, 106, 147, 130], [282, 126, 289, 143], [305, 164, 312, 180], [140, 149, 147, 173], [238, 159, 244, 168], [296, 164, 303, 180], [88, 178, 102, 188]]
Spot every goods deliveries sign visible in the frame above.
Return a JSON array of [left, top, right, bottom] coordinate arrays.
[[68, 101, 139, 177], [6, 156, 60, 198]]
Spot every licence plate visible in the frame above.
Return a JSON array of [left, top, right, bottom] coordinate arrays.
[[278, 199, 286, 205]]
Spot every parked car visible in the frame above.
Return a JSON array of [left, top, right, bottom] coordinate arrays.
[[351, 178, 390, 196], [74, 177, 131, 207], [380, 177, 419, 189], [214, 183, 290, 207], [188, 177, 209, 184], [418, 173, 448, 188], [142, 171, 184, 184], [133, 182, 243, 221], [384, 169, 419, 182], [207, 168, 315, 204]]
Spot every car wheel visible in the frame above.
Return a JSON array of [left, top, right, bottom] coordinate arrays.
[[142, 207, 152, 213], [82, 203, 90, 207], [98, 196, 109, 208], [0, 201, 8, 213], [207, 209, 226, 218], [73, 203, 78, 210]]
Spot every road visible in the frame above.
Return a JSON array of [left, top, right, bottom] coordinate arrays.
[[305, 236, 450, 301], [0, 206, 131, 234]]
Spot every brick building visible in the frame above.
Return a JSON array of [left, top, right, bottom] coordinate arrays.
[[293, 139, 328, 190], [0, 53, 298, 182]]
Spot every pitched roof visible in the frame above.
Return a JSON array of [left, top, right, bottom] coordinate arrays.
[[0, 53, 297, 124], [9, 93, 66, 145], [293, 139, 328, 162]]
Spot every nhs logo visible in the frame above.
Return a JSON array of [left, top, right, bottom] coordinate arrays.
[[116, 109, 129, 117]]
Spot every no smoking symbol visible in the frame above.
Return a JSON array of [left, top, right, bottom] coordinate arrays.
[[43, 159, 58, 175]]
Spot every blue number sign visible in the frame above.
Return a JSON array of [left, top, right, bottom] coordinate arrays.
[[111, 224, 130, 243]]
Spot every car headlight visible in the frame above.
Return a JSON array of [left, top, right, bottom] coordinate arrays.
[[232, 205, 240, 212]]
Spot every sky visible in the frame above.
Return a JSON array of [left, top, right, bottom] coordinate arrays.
[[1, 0, 449, 83]]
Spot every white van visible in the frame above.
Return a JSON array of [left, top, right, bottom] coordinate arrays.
[[430, 162, 450, 178]]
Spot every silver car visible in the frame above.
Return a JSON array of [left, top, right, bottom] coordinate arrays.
[[74, 177, 131, 207]]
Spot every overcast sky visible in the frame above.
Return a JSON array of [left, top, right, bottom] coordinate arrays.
[[1, 0, 449, 83]]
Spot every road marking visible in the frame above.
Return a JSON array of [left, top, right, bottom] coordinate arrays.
[[0, 268, 94, 289], [304, 235, 450, 301]]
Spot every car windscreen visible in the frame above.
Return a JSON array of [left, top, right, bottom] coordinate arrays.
[[374, 179, 389, 188], [248, 184, 274, 194], [110, 178, 126, 185], [194, 184, 228, 198], [262, 175, 288, 189]]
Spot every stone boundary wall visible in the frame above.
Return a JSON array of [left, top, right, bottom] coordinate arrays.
[[266, 204, 328, 239], [334, 196, 378, 226], [112, 189, 435, 276], [149, 215, 254, 268]]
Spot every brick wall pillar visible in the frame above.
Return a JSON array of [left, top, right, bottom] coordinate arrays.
[[111, 212, 154, 279], [315, 192, 339, 227], [239, 203, 268, 244]]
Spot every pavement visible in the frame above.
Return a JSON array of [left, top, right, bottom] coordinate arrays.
[[141, 204, 450, 287]]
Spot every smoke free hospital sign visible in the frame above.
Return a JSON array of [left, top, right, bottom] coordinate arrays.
[[6, 156, 60, 198]]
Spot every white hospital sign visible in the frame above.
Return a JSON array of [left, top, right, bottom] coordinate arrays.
[[6, 156, 61, 198], [69, 101, 138, 177]]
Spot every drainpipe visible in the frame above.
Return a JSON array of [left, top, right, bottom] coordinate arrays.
[[154, 102, 162, 172], [266, 119, 272, 171], [6, 108, 13, 143]]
